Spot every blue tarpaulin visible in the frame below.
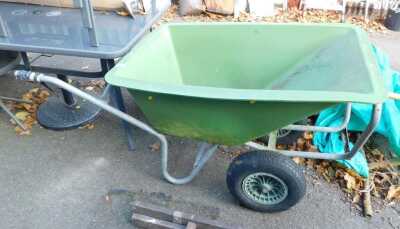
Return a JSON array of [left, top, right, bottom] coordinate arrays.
[[313, 45, 400, 177]]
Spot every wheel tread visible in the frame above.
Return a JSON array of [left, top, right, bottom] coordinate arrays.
[[226, 151, 306, 213]]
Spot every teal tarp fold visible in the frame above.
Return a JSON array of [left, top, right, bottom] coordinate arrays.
[[313, 46, 400, 177]]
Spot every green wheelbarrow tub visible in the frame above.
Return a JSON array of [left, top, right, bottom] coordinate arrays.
[[105, 23, 387, 146]]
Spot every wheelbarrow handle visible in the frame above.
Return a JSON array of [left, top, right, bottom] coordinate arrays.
[[13, 70, 216, 185], [388, 92, 400, 100]]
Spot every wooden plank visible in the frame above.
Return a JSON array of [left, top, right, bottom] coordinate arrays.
[[132, 213, 185, 229], [132, 201, 240, 229]]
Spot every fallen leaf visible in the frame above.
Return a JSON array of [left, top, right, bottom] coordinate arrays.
[[306, 159, 315, 169], [81, 123, 95, 130], [149, 142, 160, 152], [15, 111, 30, 121], [14, 126, 31, 136], [8, 88, 49, 135], [116, 10, 130, 16], [386, 185, 400, 201], [296, 138, 306, 150], [353, 192, 361, 204], [85, 86, 95, 91], [344, 172, 357, 191], [303, 132, 313, 140], [292, 157, 305, 165]]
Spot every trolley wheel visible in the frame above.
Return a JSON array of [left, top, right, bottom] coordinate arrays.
[[226, 151, 306, 213]]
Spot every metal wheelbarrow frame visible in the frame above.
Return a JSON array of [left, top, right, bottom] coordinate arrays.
[[14, 70, 388, 213]]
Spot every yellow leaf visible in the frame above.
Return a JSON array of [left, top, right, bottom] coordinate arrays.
[[344, 173, 356, 190], [15, 111, 30, 121]]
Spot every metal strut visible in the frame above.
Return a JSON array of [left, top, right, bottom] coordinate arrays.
[[247, 103, 382, 160], [14, 70, 217, 185]]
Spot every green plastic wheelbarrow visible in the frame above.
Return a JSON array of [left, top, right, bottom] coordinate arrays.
[[15, 23, 396, 213]]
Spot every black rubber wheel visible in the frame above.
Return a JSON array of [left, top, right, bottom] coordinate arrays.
[[226, 151, 306, 213]]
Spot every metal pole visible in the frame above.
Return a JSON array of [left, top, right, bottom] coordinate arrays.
[[14, 70, 218, 185], [247, 103, 383, 160], [0, 99, 27, 130], [284, 103, 352, 132], [81, 0, 99, 47], [102, 59, 136, 151], [57, 74, 76, 106], [0, 15, 8, 37]]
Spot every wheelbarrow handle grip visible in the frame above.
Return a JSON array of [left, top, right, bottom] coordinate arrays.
[[14, 70, 37, 82], [388, 92, 400, 100]]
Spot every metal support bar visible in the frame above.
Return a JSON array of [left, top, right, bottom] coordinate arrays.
[[267, 131, 277, 150], [0, 96, 32, 104], [15, 64, 106, 78], [14, 70, 218, 185], [165, 143, 218, 184], [247, 103, 382, 160], [0, 99, 27, 130], [80, 0, 99, 47], [20, 52, 31, 70], [100, 84, 112, 100], [284, 103, 352, 132], [57, 74, 76, 106], [192, 143, 218, 170], [102, 59, 136, 151], [0, 15, 8, 37]]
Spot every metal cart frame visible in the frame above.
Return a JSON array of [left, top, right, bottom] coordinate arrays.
[[14, 71, 385, 185]]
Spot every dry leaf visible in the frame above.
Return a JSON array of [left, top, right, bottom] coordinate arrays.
[[9, 88, 49, 135], [292, 157, 305, 165], [344, 172, 357, 191], [386, 185, 400, 201], [353, 192, 361, 204], [14, 126, 31, 136], [149, 142, 160, 152], [81, 123, 95, 130], [306, 159, 315, 169], [303, 132, 313, 140], [15, 111, 30, 121], [296, 138, 306, 150], [116, 10, 130, 17], [85, 86, 95, 91]]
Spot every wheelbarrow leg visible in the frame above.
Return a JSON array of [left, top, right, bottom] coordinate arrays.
[[102, 59, 135, 151], [160, 142, 219, 185]]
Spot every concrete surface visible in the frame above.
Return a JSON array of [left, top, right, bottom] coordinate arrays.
[[0, 31, 399, 229]]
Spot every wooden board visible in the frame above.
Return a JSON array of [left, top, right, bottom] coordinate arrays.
[[0, 0, 124, 10], [132, 201, 237, 229]]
